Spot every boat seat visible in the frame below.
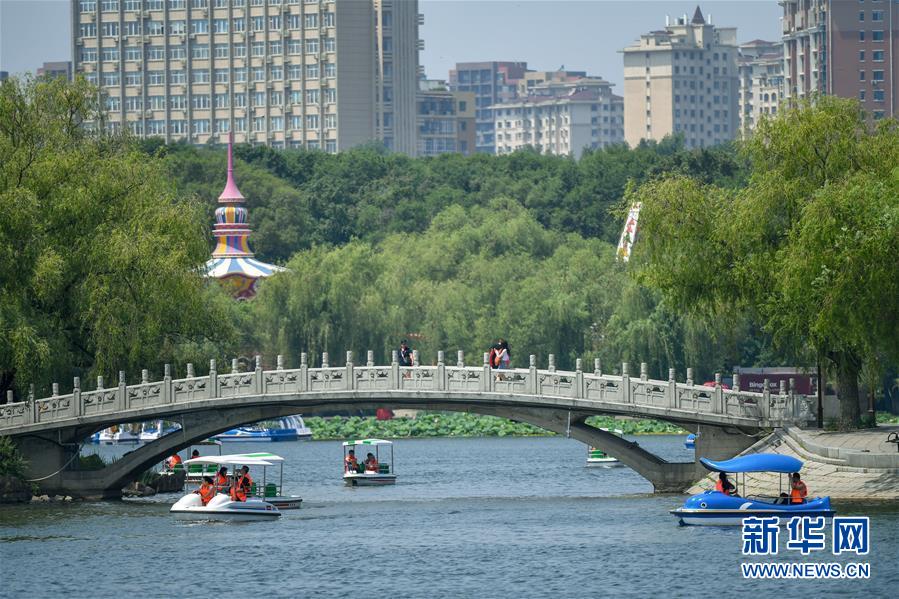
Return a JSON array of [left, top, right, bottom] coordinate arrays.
[[187, 464, 204, 474], [378, 464, 390, 474], [265, 483, 277, 497]]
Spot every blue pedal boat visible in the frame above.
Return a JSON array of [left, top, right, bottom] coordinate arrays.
[[671, 454, 835, 526]]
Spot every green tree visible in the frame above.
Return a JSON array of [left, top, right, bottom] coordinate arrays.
[[0, 76, 234, 399], [634, 98, 899, 428]]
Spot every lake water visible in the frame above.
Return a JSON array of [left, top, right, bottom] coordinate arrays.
[[1, 436, 897, 598]]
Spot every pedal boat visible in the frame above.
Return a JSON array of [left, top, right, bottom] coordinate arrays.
[[343, 439, 397, 486], [671, 454, 835, 526], [586, 430, 624, 466], [180, 452, 302, 509]]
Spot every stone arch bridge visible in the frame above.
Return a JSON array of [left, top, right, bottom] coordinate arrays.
[[0, 351, 814, 498]]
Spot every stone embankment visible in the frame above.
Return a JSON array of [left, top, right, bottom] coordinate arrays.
[[689, 425, 899, 500]]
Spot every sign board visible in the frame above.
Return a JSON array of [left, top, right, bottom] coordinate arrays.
[[739, 373, 816, 395]]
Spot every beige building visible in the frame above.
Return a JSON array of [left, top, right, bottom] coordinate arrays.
[[516, 69, 586, 96], [416, 79, 475, 156], [622, 6, 739, 148], [72, 0, 421, 154], [738, 40, 783, 134], [492, 78, 624, 158]]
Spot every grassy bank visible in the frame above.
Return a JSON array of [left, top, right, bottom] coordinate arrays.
[[304, 413, 686, 440]]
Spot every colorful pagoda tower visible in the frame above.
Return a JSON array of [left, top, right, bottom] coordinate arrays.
[[204, 132, 283, 299]]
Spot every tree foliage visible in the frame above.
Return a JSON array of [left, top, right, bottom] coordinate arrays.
[[0, 76, 233, 398], [634, 98, 899, 427]]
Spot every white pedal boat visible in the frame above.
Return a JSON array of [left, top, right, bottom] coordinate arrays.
[[343, 439, 397, 486], [170, 493, 280, 521]]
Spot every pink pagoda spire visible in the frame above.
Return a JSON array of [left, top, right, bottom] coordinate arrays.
[[218, 131, 246, 203]]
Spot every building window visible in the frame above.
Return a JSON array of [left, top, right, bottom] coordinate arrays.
[[270, 66, 283, 80], [324, 63, 336, 78], [271, 116, 284, 131], [874, 110, 885, 120], [305, 114, 318, 129], [873, 70, 884, 81], [147, 70, 164, 85], [874, 89, 885, 102], [288, 65, 302, 80], [104, 96, 121, 112], [190, 19, 208, 34], [192, 95, 210, 109], [213, 19, 229, 33], [324, 114, 336, 129], [81, 48, 98, 62], [234, 118, 246, 132], [859, 11, 865, 20], [170, 95, 186, 109], [215, 94, 230, 107], [253, 91, 266, 106], [859, 30, 866, 41], [216, 119, 230, 132], [304, 14, 318, 28], [269, 41, 282, 54], [80, 1, 96, 11], [146, 20, 164, 35], [234, 94, 247, 107], [193, 119, 209, 133], [234, 68, 247, 82], [146, 120, 165, 135], [325, 88, 336, 103], [288, 15, 301, 29], [170, 45, 186, 59], [215, 69, 229, 83], [860, 50, 866, 61], [169, 0, 185, 8], [100, 22, 119, 36], [125, 71, 142, 85], [290, 115, 302, 129], [288, 40, 302, 54], [192, 44, 209, 59], [170, 70, 186, 84], [125, 21, 142, 35], [860, 70, 866, 81], [233, 18, 245, 32], [170, 20, 186, 34], [323, 12, 335, 27], [214, 44, 229, 58], [192, 69, 210, 83], [305, 39, 318, 54], [101, 47, 120, 61], [324, 37, 335, 53], [252, 67, 265, 81], [306, 64, 319, 78], [305, 89, 318, 104], [234, 45, 246, 57], [80, 23, 97, 38], [101, 0, 118, 11], [170, 120, 187, 134], [252, 41, 265, 56], [125, 96, 143, 110], [873, 50, 884, 62], [269, 16, 281, 30], [872, 10, 884, 21], [251, 16, 264, 31], [254, 117, 265, 132], [290, 91, 302, 104], [872, 30, 884, 41]]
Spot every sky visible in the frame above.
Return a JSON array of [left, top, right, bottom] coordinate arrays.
[[0, 0, 782, 87]]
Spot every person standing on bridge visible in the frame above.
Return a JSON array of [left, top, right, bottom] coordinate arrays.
[[399, 340, 413, 379], [496, 339, 511, 370]]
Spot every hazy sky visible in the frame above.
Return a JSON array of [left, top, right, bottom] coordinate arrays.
[[0, 0, 782, 86]]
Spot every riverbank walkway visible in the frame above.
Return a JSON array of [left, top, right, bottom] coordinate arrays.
[[689, 424, 899, 500]]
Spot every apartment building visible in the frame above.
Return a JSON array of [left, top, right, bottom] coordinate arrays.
[[782, 0, 899, 118], [416, 79, 475, 156], [38, 61, 74, 80], [72, 0, 421, 153], [448, 61, 528, 154], [492, 78, 624, 158], [738, 40, 783, 134], [622, 6, 739, 148]]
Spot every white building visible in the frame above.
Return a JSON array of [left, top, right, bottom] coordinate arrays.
[[72, 0, 421, 154], [738, 40, 783, 135], [492, 78, 624, 158], [622, 6, 739, 148]]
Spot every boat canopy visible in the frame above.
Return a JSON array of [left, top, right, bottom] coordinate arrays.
[[343, 438, 392, 447], [700, 454, 803, 474], [183, 453, 280, 467]]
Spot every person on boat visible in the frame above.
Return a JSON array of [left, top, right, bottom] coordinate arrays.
[[190, 449, 200, 459], [215, 466, 230, 493], [790, 472, 808, 504], [715, 472, 737, 496], [195, 476, 216, 506], [167, 454, 182, 470], [345, 450, 359, 473], [364, 452, 379, 473], [230, 466, 253, 502]]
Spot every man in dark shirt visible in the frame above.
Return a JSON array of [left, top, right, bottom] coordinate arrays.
[[398, 340, 413, 367]]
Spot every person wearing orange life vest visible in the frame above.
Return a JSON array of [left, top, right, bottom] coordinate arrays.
[[195, 476, 216, 506], [345, 450, 359, 473], [364, 452, 379, 473], [230, 466, 253, 502], [167, 454, 182, 471], [715, 472, 737, 496], [214, 466, 230, 494], [790, 472, 808, 504]]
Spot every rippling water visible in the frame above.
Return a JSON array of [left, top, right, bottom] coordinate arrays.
[[2, 436, 897, 598]]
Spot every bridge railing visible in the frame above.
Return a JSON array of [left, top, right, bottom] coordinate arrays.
[[0, 352, 811, 432]]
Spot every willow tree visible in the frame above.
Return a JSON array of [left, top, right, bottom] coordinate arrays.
[[633, 97, 899, 428], [0, 76, 233, 399]]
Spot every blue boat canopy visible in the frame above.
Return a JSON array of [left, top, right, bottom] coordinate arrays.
[[700, 454, 803, 474]]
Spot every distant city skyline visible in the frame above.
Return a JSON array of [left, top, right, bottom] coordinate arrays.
[[1, 0, 781, 87]]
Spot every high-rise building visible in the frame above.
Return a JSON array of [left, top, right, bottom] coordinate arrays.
[[622, 6, 738, 148], [416, 79, 475, 156], [492, 78, 624, 158], [71, 0, 421, 154], [38, 61, 74, 80], [781, 0, 899, 119], [738, 40, 783, 134], [448, 61, 528, 154]]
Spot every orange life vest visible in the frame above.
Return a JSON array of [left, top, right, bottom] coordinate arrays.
[[365, 458, 379, 472], [198, 483, 216, 505], [168, 454, 182, 469], [215, 473, 229, 491], [231, 474, 252, 501], [345, 456, 358, 471], [791, 481, 807, 504], [715, 479, 725, 493]]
